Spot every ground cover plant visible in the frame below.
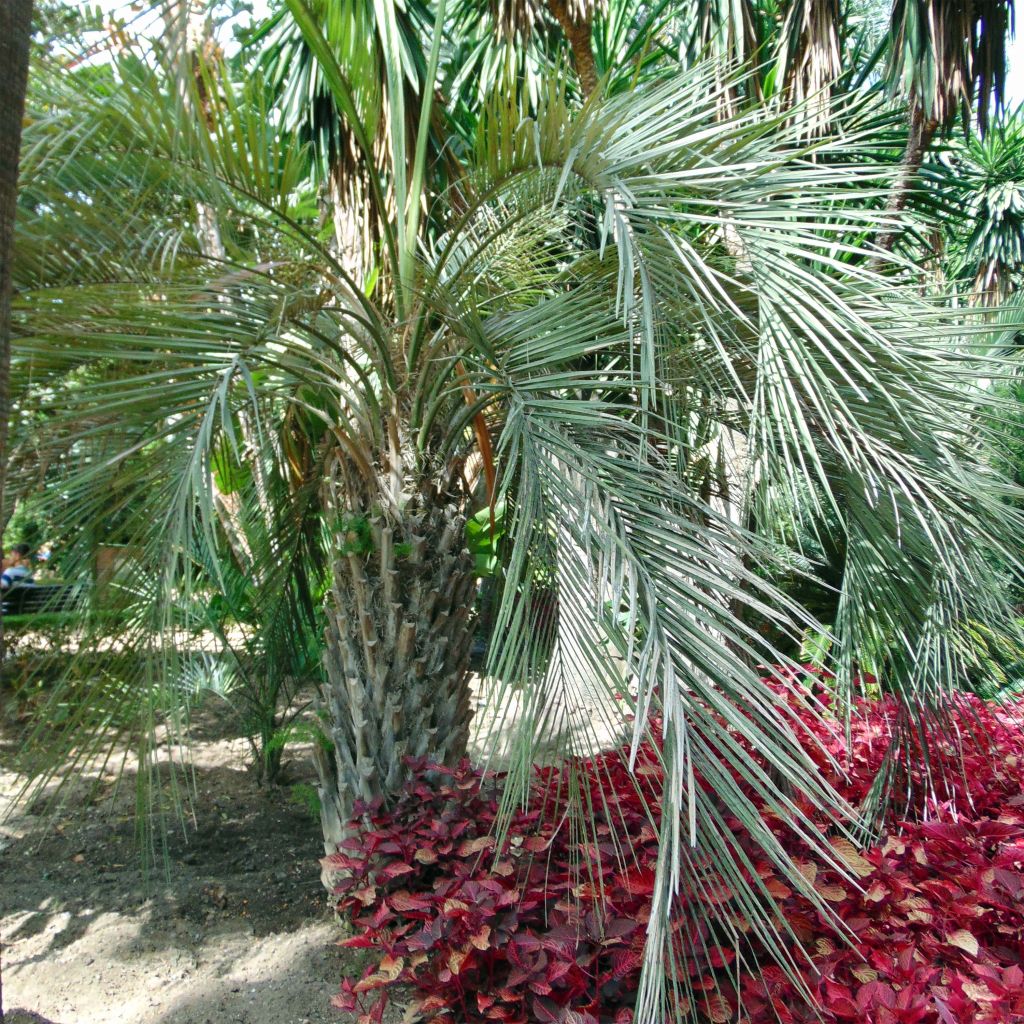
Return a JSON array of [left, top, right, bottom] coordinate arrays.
[[328, 671, 1024, 1024]]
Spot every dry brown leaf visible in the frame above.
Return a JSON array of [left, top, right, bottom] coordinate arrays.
[[947, 929, 979, 957], [829, 837, 874, 878]]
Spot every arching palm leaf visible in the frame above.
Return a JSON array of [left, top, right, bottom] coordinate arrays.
[[13, 27, 1024, 1024]]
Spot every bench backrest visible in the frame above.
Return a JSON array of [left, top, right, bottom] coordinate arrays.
[[1, 584, 80, 617]]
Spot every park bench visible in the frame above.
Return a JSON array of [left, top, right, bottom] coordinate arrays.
[[1, 583, 80, 618]]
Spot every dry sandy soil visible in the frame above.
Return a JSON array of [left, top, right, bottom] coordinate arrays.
[[0, 694, 396, 1024], [0, 646, 626, 1024]]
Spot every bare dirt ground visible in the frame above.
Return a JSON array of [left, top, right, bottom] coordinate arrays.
[[0, 695, 391, 1024], [0, 654, 627, 1024]]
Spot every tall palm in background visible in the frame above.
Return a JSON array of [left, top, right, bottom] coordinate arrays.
[[250, 0, 432, 274], [880, 0, 1014, 247], [11, 0, 1024, 1018], [1, 4, 35, 1017], [1, 0, 34, 574]]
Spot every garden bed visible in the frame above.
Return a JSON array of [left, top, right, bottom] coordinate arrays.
[[330, 684, 1024, 1024], [0, 696, 399, 1024]]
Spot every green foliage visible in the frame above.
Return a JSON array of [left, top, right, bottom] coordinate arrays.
[[886, 0, 1012, 132], [333, 515, 374, 556], [465, 501, 506, 577], [210, 440, 252, 496], [928, 107, 1024, 302], [798, 626, 833, 669], [5, 499, 44, 553], [956, 619, 1024, 698], [11, 1, 1024, 1019], [31, 0, 104, 57], [288, 781, 321, 820], [265, 719, 332, 756]]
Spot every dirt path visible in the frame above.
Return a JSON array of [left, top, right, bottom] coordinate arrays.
[[0, 710, 392, 1024]]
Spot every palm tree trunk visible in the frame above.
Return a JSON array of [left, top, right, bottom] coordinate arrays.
[[545, 0, 598, 99], [314, 497, 478, 868], [328, 162, 365, 279], [877, 104, 938, 253], [0, 0, 32, 577], [0, 8, 33, 1018]]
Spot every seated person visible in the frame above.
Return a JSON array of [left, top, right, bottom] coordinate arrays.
[[1, 543, 35, 589]]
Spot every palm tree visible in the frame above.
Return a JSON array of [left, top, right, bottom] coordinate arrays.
[[1, 0, 34, 562], [1, 5, 34, 1020], [14, 3, 1024, 1018], [246, 0, 668, 280], [879, 0, 1015, 248], [248, 0, 433, 275], [771, 0, 844, 133]]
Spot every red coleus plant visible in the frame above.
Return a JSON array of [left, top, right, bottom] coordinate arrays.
[[328, 679, 1024, 1024]]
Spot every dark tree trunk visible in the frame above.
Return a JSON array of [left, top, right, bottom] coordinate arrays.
[[877, 104, 938, 254], [0, 6, 33, 1015], [545, 0, 598, 100], [314, 491, 478, 877], [0, 0, 32, 574]]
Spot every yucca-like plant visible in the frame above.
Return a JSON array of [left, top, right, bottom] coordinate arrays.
[[13, 6, 1024, 1016], [879, 0, 1014, 249], [928, 108, 1024, 303]]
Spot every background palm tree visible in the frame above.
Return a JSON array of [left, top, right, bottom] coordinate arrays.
[[1, 2, 34, 1018], [249, 0, 433, 275], [879, 0, 1015, 248]]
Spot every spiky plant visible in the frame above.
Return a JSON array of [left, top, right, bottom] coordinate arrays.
[[880, 0, 1014, 248], [887, 0, 1013, 135], [932, 107, 1024, 303], [12, 5, 1024, 1019]]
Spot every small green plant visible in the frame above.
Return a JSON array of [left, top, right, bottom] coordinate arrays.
[[289, 782, 321, 820], [957, 619, 1024, 698], [333, 515, 373, 556], [798, 627, 833, 669], [265, 719, 332, 756], [465, 502, 506, 577]]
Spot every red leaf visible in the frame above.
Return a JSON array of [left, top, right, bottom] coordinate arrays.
[[327, 688, 1024, 1024], [377, 861, 415, 882]]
